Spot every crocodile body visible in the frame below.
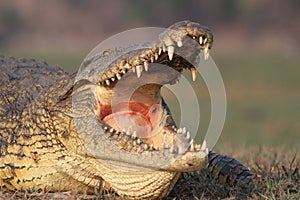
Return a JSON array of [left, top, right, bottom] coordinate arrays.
[[0, 21, 254, 199]]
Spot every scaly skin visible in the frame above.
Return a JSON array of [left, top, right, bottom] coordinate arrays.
[[0, 21, 254, 199]]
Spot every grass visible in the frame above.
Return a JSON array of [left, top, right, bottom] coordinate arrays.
[[0, 147, 299, 199]]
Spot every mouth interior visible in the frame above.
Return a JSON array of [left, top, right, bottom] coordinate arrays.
[[95, 34, 210, 150], [98, 65, 178, 150]]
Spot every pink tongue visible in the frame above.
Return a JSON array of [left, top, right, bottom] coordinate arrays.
[[103, 111, 152, 138]]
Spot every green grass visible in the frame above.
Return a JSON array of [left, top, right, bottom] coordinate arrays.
[[1, 147, 299, 199]]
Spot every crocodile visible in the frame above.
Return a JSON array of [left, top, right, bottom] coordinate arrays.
[[0, 21, 254, 199]]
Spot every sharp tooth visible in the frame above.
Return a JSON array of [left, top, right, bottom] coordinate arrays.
[[104, 126, 108, 131], [177, 40, 182, 47], [132, 67, 136, 73], [163, 134, 167, 143], [158, 48, 162, 55], [154, 53, 158, 60], [191, 68, 197, 81], [204, 45, 209, 60], [186, 131, 190, 140], [125, 130, 131, 136], [206, 148, 209, 155], [132, 131, 137, 138], [182, 127, 186, 134], [149, 144, 154, 150], [124, 63, 131, 69], [163, 134, 169, 148], [199, 36, 203, 45], [177, 128, 182, 134], [121, 69, 126, 74], [143, 144, 148, 151], [111, 77, 115, 82], [190, 139, 194, 151], [144, 61, 149, 71], [201, 140, 207, 151], [167, 46, 174, 61], [105, 80, 110, 86], [195, 144, 201, 150], [136, 65, 143, 78], [116, 73, 121, 80], [109, 128, 114, 133], [150, 56, 154, 63], [203, 37, 207, 44], [190, 139, 194, 145], [163, 45, 167, 52]]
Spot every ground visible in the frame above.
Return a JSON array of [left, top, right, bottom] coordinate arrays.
[[1, 146, 299, 199]]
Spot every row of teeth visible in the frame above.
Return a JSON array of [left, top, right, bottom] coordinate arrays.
[[103, 125, 208, 154], [176, 126, 208, 153], [103, 35, 210, 86]]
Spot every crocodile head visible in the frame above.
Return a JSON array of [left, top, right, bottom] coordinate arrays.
[[52, 21, 213, 197]]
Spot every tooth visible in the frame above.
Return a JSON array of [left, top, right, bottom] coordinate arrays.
[[190, 139, 194, 151], [203, 38, 207, 44], [144, 61, 149, 71], [136, 65, 143, 78], [150, 56, 154, 63], [163, 134, 167, 143], [158, 48, 162, 55], [144, 144, 148, 150], [116, 73, 121, 80], [175, 79, 179, 84], [177, 128, 182, 134], [167, 46, 174, 61], [124, 63, 131, 69], [126, 130, 131, 136], [199, 36, 203, 45], [170, 142, 178, 153], [132, 131, 137, 138], [121, 69, 126, 74], [177, 40, 182, 47], [186, 131, 190, 140], [136, 138, 141, 144], [190, 139, 194, 145], [105, 80, 110, 86], [163, 45, 167, 52], [204, 45, 209, 60], [195, 144, 201, 150], [111, 77, 115, 82], [191, 68, 197, 81], [182, 127, 186, 134], [132, 67, 136, 73], [201, 140, 207, 151], [206, 148, 209, 154], [154, 53, 158, 60], [149, 144, 154, 150], [104, 126, 108, 131], [109, 128, 114, 133]]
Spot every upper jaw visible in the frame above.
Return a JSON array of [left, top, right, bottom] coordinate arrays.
[[94, 20, 213, 87]]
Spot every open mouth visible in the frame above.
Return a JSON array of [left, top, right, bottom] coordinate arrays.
[[93, 21, 213, 154]]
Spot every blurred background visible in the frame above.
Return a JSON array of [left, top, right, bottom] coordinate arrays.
[[0, 0, 299, 150]]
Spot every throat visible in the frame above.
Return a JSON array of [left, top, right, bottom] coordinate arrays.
[[101, 101, 163, 139]]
